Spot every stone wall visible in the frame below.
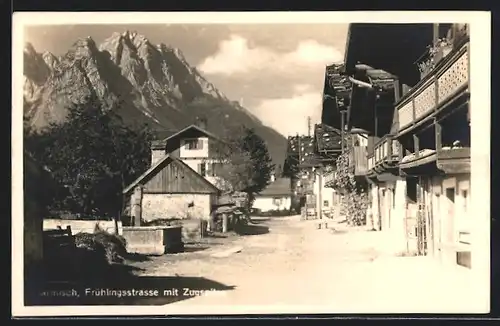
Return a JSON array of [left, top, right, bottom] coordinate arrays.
[[122, 226, 184, 255], [141, 193, 211, 222]]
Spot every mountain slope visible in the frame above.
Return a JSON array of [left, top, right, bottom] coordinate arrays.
[[23, 31, 287, 165]]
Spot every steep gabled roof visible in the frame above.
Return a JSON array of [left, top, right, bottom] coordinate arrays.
[[163, 124, 223, 143], [122, 155, 220, 195]]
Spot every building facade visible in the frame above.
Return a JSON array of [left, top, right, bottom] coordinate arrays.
[[340, 23, 472, 269]]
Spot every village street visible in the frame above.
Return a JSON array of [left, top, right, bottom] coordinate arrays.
[[128, 215, 479, 314]]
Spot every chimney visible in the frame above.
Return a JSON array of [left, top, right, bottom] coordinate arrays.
[[150, 139, 166, 167], [195, 116, 208, 130]]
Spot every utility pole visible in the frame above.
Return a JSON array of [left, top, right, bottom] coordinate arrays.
[[317, 167, 323, 222], [307, 116, 312, 137]]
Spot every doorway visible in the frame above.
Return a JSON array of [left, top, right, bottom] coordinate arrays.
[[445, 187, 455, 244]]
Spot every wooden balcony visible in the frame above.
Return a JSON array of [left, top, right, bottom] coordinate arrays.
[[374, 136, 400, 167], [367, 136, 401, 181], [348, 146, 368, 176], [396, 42, 469, 136]]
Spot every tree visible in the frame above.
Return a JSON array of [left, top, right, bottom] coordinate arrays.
[[282, 155, 299, 179], [24, 95, 153, 218], [211, 125, 275, 209]]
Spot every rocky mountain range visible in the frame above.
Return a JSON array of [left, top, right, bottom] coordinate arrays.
[[23, 31, 287, 165]]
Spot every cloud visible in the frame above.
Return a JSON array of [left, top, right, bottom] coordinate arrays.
[[251, 92, 323, 137], [198, 34, 342, 76]]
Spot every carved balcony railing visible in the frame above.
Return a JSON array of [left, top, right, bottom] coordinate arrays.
[[348, 146, 368, 176], [367, 136, 400, 174], [367, 154, 375, 171], [396, 41, 469, 135]]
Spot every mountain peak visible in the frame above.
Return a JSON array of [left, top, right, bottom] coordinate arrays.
[[23, 30, 288, 165], [69, 36, 100, 58], [24, 42, 37, 55]]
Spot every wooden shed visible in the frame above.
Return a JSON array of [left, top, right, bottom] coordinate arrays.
[[123, 155, 221, 225]]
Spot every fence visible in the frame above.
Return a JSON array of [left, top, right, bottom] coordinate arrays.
[[43, 219, 123, 235]]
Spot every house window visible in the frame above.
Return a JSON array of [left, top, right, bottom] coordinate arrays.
[[323, 200, 329, 207], [198, 163, 206, 176], [185, 138, 204, 150], [407, 177, 417, 204], [273, 197, 283, 206]]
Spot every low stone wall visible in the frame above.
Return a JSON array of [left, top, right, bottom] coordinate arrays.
[[43, 219, 123, 235], [122, 226, 184, 255], [179, 219, 208, 242]]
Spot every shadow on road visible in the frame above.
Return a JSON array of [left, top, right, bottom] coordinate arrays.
[[182, 245, 209, 253], [236, 224, 269, 236], [25, 263, 236, 306], [125, 253, 151, 262]]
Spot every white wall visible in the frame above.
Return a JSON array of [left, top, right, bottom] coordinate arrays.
[[367, 178, 407, 254], [181, 157, 224, 187], [312, 172, 335, 212], [354, 133, 368, 147], [253, 196, 291, 212], [390, 178, 408, 254], [368, 184, 380, 230], [151, 149, 165, 166], [142, 193, 212, 221], [180, 137, 209, 158]]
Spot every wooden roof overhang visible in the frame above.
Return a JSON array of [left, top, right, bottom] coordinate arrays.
[[344, 23, 440, 87], [398, 151, 442, 177], [322, 64, 351, 127], [346, 65, 396, 133]]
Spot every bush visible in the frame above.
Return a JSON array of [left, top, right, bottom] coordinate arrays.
[[74, 231, 127, 264]]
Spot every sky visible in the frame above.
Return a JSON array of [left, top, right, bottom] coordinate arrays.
[[24, 24, 348, 136]]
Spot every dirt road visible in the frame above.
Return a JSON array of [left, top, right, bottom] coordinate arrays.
[[126, 215, 482, 314]]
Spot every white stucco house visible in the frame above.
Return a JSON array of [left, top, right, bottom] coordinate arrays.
[[122, 119, 224, 225], [253, 177, 293, 213]]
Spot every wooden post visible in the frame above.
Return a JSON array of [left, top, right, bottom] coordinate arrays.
[[413, 134, 420, 158], [131, 186, 143, 227], [222, 213, 228, 233], [435, 119, 442, 154]]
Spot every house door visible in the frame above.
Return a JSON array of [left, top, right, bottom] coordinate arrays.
[[434, 193, 442, 258], [416, 179, 427, 256], [380, 188, 387, 230], [445, 188, 455, 244]]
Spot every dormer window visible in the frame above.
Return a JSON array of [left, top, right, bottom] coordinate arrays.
[[184, 138, 204, 150]]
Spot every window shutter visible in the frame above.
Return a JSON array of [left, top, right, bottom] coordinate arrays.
[[206, 163, 213, 176]]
